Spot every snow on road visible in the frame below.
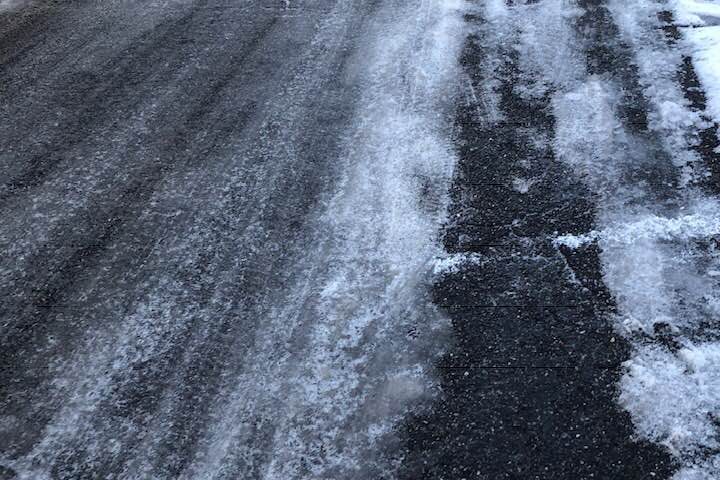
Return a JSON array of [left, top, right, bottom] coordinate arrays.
[[2, 0, 720, 477], [0, 0, 468, 478], [562, 1, 720, 477], [677, 0, 720, 125], [175, 1, 468, 478], [479, 0, 720, 478], [609, 3, 720, 478]]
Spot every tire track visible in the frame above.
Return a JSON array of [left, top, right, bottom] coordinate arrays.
[[1, 1, 427, 478], [398, 5, 675, 476]]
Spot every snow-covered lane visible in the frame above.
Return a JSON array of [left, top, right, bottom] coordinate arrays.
[[0, 1, 469, 478]]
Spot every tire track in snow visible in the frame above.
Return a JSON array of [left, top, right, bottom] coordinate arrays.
[[0, 0, 470, 478], [398, 1, 675, 477]]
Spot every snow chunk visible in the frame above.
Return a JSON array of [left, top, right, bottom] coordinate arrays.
[[676, 0, 720, 26], [685, 25, 720, 122], [621, 343, 720, 470], [555, 203, 720, 249]]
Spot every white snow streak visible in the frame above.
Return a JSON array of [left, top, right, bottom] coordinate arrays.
[[607, 3, 720, 478], [621, 344, 720, 460], [2, 1, 469, 478], [498, 0, 720, 477], [177, 1, 469, 478], [676, 1, 720, 127]]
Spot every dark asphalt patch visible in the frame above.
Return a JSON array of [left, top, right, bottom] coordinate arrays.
[[398, 9, 676, 479]]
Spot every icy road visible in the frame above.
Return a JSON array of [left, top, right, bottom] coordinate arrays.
[[1, 0, 720, 479]]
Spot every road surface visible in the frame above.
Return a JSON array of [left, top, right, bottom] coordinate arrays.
[[1, 0, 719, 479]]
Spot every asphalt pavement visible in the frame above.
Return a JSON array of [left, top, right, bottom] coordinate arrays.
[[3, 0, 718, 479]]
